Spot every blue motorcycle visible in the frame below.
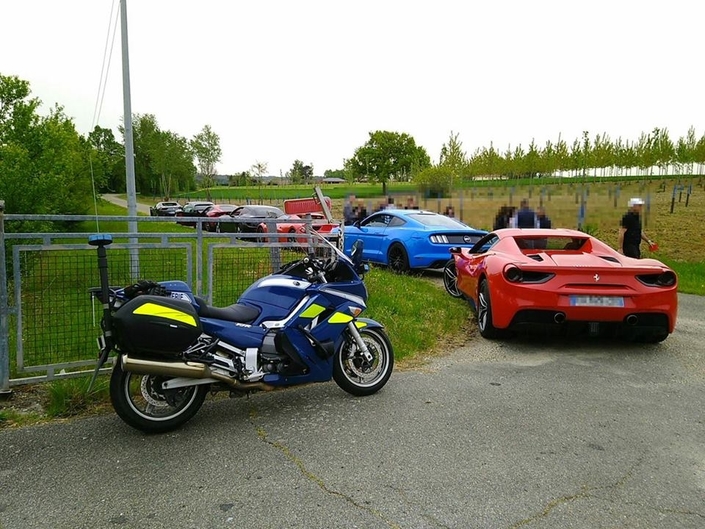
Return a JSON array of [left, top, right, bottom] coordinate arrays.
[[89, 233, 394, 433]]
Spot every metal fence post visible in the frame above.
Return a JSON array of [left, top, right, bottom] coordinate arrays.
[[0, 199, 12, 397]]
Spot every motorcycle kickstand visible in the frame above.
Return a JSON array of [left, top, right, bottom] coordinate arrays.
[[346, 322, 374, 363]]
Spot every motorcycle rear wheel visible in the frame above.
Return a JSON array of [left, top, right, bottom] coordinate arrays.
[[110, 361, 208, 434], [333, 327, 394, 396]]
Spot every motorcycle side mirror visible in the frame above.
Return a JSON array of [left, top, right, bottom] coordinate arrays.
[[351, 239, 364, 267]]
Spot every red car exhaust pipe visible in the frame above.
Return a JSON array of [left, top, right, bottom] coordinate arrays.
[[554, 312, 566, 324], [626, 315, 638, 326]]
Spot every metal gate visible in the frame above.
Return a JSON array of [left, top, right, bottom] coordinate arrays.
[[0, 213, 332, 390]]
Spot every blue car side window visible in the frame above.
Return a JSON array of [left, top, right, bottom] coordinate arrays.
[[364, 214, 389, 228]]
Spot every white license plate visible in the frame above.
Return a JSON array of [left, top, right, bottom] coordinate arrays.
[[570, 295, 624, 307]]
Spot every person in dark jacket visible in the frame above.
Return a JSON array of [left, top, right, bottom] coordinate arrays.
[[510, 199, 536, 228], [493, 205, 515, 230], [619, 197, 654, 258], [343, 194, 357, 225], [534, 206, 552, 249], [536, 206, 551, 228]]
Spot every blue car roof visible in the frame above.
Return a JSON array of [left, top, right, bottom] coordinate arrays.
[[376, 209, 482, 230]]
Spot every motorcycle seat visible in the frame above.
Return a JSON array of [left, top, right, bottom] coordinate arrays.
[[194, 297, 260, 324]]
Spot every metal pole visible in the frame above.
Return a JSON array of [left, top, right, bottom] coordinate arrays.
[[0, 200, 12, 396], [121, 0, 140, 277]]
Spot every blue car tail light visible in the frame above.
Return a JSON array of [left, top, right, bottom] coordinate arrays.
[[430, 235, 450, 243]]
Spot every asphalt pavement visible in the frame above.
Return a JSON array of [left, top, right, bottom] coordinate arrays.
[[101, 194, 151, 215], [1, 294, 704, 529]]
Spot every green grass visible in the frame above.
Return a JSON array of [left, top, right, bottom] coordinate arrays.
[[45, 377, 111, 418], [361, 267, 473, 362], [657, 258, 705, 295]]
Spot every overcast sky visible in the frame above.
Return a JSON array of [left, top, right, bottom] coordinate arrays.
[[2, 0, 702, 176]]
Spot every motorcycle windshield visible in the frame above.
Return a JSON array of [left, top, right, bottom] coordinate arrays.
[[310, 230, 352, 265]]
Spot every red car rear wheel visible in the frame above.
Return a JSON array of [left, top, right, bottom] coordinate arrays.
[[443, 259, 463, 298], [477, 280, 502, 339]]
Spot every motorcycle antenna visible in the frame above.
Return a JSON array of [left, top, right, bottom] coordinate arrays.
[[313, 186, 344, 250]]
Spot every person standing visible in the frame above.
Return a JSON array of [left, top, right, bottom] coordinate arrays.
[[509, 198, 536, 228], [534, 206, 552, 249], [493, 205, 515, 230], [343, 194, 356, 225], [535, 206, 551, 228], [619, 197, 655, 258]]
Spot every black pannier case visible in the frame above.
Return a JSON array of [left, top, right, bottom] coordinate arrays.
[[112, 295, 202, 357]]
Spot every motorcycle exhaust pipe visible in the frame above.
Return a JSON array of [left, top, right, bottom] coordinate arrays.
[[626, 314, 638, 326], [554, 312, 566, 324], [120, 354, 275, 392], [122, 354, 210, 378]]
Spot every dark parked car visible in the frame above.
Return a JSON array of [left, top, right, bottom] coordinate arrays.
[[219, 205, 286, 234], [149, 201, 183, 216], [175, 201, 215, 227], [203, 204, 239, 232]]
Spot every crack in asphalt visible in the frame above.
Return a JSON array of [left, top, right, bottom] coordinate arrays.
[[509, 456, 639, 528], [509, 486, 590, 529], [509, 453, 705, 527], [249, 408, 402, 529], [388, 485, 450, 529]]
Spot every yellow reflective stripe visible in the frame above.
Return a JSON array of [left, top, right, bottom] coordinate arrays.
[[133, 303, 197, 327], [354, 321, 367, 328], [300, 304, 325, 318], [329, 312, 353, 324]]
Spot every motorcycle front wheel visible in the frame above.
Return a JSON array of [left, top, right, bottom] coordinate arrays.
[[110, 361, 208, 434], [333, 327, 394, 396]]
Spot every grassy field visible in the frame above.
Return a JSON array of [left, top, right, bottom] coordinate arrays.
[[138, 177, 705, 293]]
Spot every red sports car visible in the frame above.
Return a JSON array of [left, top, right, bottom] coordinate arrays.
[[257, 212, 338, 243], [203, 204, 239, 232], [443, 228, 678, 343]]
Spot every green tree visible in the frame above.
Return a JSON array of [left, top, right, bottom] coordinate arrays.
[[0, 74, 93, 218], [287, 160, 313, 184], [652, 128, 674, 177], [524, 139, 541, 178], [229, 171, 253, 187], [438, 131, 467, 190], [323, 168, 346, 180], [675, 127, 697, 175], [191, 125, 222, 199], [88, 125, 124, 192], [251, 161, 268, 199], [128, 114, 195, 198], [414, 165, 453, 197], [156, 130, 195, 199], [347, 131, 431, 194]]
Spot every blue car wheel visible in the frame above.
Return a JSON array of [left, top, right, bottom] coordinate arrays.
[[388, 243, 409, 273]]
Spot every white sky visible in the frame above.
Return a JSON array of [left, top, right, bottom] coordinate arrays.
[[1, 0, 702, 176]]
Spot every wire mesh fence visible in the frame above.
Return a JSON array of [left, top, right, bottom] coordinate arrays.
[[0, 215, 338, 386]]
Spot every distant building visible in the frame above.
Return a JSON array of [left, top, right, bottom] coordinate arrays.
[[315, 177, 346, 184]]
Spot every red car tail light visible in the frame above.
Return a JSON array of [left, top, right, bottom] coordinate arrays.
[[503, 265, 555, 284], [504, 265, 523, 282], [637, 271, 677, 287]]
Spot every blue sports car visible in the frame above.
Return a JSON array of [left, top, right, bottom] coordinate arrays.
[[343, 209, 487, 272]]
